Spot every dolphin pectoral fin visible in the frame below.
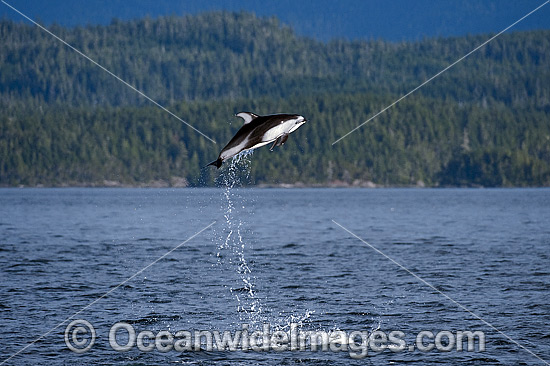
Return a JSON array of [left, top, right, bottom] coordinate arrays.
[[279, 133, 289, 145], [269, 138, 280, 151], [269, 134, 290, 151]]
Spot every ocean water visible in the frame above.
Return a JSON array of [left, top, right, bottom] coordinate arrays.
[[1, 178, 549, 364]]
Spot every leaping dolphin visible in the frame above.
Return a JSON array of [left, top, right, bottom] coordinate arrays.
[[206, 112, 307, 168]]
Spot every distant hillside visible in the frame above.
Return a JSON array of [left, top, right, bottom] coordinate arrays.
[[1, 0, 548, 41], [1, 13, 549, 187]]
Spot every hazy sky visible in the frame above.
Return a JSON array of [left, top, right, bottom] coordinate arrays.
[[1, 0, 549, 41]]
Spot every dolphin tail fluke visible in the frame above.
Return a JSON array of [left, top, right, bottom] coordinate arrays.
[[204, 158, 223, 169]]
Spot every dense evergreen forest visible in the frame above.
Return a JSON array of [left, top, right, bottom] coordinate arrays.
[[1, 13, 549, 187]]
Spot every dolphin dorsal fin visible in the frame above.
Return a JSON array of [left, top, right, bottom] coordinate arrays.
[[236, 112, 259, 124]]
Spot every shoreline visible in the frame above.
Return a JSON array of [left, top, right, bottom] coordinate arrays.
[[1, 179, 547, 189]]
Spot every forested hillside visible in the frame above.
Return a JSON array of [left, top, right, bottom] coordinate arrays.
[[1, 13, 549, 187]]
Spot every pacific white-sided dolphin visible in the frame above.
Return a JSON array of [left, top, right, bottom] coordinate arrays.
[[206, 112, 307, 168]]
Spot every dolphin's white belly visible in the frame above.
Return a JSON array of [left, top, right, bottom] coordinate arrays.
[[246, 140, 272, 150], [262, 122, 293, 142]]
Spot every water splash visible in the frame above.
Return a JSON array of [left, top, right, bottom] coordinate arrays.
[[214, 151, 265, 325], [214, 150, 314, 331], [272, 309, 315, 333]]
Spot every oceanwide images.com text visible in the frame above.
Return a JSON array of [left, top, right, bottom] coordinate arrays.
[[65, 320, 486, 359]]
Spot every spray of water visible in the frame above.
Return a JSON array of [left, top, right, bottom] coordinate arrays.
[[214, 150, 314, 332], [214, 151, 264, 326]]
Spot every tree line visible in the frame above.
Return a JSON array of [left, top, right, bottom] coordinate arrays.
[[0, 13, 549, 187]]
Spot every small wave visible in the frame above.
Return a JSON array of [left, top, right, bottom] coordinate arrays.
[[230, 286, 254, 293], [282, 243, 298, 248], [122, 314, 183, 325]]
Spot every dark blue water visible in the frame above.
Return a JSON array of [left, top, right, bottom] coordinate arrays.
[[1, 186, 549, 365]]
